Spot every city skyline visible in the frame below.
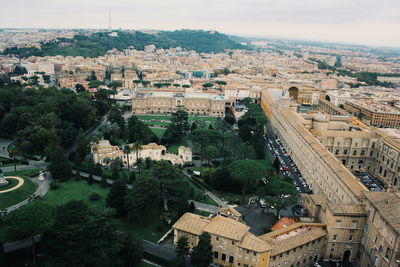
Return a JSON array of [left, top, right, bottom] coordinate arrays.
[[1, 0, 399, 48]]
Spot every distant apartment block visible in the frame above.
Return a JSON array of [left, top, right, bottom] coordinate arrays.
[[344, 100, 400, 128]]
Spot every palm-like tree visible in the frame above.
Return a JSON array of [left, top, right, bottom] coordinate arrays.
[[144, 157, 153, 169], [135, 157, 144, 173], [131, 143, 142, 161], [123, 145, 133, 171]]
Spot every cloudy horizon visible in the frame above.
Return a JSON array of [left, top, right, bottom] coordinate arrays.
[[1, 0, 399, 48]]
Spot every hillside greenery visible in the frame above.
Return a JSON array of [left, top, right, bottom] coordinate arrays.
[[3, 30, 247, 58], [0, 85, 111, 157]]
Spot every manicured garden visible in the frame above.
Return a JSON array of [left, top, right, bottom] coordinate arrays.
[[39, 174, 192, 243], [41, 179, 109, 209], [149, 127, 167, 139], [0, 176, 37, 210], [167, 141, 186, 154], [116, 206, 169, 243], [135, 114, 220, 122], [4, 168, 44, 177]]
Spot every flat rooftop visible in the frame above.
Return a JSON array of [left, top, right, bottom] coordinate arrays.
[[348, 100, 400, 115]]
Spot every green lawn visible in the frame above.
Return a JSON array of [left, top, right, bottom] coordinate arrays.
[[135, 114, 219, 123], [257, 155, 272, 168], [0, 176, 37, 210], [214, 190, 244, 205], [116, 207, 169, 243], [189, 116, 220, 122], [144, 121, 171, 127], [185, 176, 218, 206], [193, 209, 212, 217], [41, 179, 109, 209], [0, 178, 19, 191], [167, 143, 181, 154], [135, 115, 172, 121], [150, 127, 167, 139], [4, 168, 45, 177], [167, 138, 188, 154]]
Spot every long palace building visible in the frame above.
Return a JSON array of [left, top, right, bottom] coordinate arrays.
[[172, 88, 400, 267], [131, 91, 225, 117], [260, 88, 400, 267]]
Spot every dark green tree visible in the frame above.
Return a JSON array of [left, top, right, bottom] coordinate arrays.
[[128, 171, 136, 184], [74, 129, 90, 165], [257, 177, 297, 217], [42, 201, 120, 267], [190, 232, 213, 267], [88, 174, 95, 184], [255, 137, 265, 159], [230, 160, 266, 203], [124, 174, 161, 220], [203, 145, 219, 165], [107, 105, 125, 130], [272, 158, 280, 171], [4, 202, 54, 266], [47, 146, 71, 182], [100, 175, 108, 187], [190, 121, 197, 131], [164, 108, 189, 144], [176, 236, 190, 258], [114, 233, 143, 266], [135, 157, 144, 173], [75, 83, 86, 93], [106, 179, 128, 217]]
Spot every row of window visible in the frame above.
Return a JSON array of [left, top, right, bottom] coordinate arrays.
[[271, 255, 319, 267], [332, 141, 375, 149], [272, 238, 322, 261], [213, 252, 234, 263], [334, 148, 370, 156]]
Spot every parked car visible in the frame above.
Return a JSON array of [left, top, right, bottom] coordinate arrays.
[[259, 198, 267, 208]]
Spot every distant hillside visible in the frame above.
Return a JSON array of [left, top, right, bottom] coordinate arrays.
[[2, 30, 247, 58], [226, 34, 251, 45]]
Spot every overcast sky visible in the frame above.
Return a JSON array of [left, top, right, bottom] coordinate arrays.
[[1, 0, 399, 47]]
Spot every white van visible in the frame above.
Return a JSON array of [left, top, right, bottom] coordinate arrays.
[[259, 198, 267, 208]]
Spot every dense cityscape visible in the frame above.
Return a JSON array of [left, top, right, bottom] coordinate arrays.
[[0, 8, 400, 267]]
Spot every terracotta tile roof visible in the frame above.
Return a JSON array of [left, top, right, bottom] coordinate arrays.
[[172, 213, 271, 252], [238, 232, 272, 252], [364, 192, 400, 233], [204, 215, 250, 241], [271, 217, 297, 231], [259, 223, 327, 256], [140, 143, 166, 150], [172, 213, 211, 236]]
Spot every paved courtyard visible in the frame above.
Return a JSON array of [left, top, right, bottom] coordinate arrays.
[[235, 206, 277, 236]]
